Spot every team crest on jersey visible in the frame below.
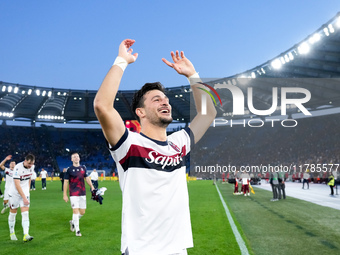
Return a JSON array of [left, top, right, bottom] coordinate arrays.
[[169, 141, 180, 152]]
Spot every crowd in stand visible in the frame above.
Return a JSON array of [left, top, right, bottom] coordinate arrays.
[[0, 124, 115, 175], [191, 114, 340, 180], [0, 114, 339, 179], [0, 125, 55, 172]]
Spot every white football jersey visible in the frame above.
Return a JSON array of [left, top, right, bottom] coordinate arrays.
[[4, 167, 14, 191], [109, 127, 194, 255], [89, 171, 99, 181], [40, 170, 48, 178], [9, 162, 34, 197]]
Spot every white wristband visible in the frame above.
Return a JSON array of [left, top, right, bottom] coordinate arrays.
[[187, 72, 201, 85], [113, 56, 128, 72]]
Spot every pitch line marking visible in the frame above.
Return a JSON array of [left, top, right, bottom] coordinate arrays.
[[216, 184, 250, 255]]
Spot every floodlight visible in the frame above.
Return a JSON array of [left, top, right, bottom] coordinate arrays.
[[288, 52, 294, 60], [308, 33, 321, 44], [298, 42, 310, 54], [284, 54, 290, 63], [271, 59, 282, 69], [323, 27, 330, 36], [280, 56, 286, 64], [336, 17, 340, 28], [313, 33, 321, 42]]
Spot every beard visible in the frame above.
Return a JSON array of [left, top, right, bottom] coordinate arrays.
[[159, 116, 173, 127], [147, 113, 173, 128]]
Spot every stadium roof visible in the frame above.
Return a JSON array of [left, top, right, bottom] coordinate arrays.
[[1, 12, 340, 125]]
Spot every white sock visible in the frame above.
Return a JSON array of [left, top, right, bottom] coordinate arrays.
[[8, 212, 17, 234], [72, 213, 80, 232], [21, 211, 30, 235]]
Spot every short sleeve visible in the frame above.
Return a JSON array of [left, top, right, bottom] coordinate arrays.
[[83, 165, 87, 177], [64, 168, 70, 180], [168, 127, 194, 155], [13, 166, 20, 179]]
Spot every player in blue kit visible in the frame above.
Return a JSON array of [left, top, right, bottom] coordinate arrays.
[[63, 152, 94, 237]]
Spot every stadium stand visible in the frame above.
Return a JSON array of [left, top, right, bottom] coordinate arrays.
[[191, 114, 340, 180], [1, 13, 340, 126], [0, 12, 340, 181], [0, 113, 338, 181], [0, 123, 116, 175]]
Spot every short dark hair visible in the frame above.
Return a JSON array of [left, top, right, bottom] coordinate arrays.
[[131, 82, 166, 122], [25, 154, 35, 162]]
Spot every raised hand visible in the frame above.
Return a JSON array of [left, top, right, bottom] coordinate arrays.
[[162, 50, 196, 78], [118, 39, 138, 64], [5, 155, 12, 161]]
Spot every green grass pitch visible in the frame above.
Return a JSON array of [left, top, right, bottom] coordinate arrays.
[[1, 180, 340, 254], [217, 182, 340, 255], [0, 180, 241, 255]]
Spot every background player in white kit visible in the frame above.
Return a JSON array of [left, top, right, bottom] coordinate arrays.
[[0, 155, 16, 214], [89, 169, 99, 189], [8, 154, 35, 242], [39, 168, 48, 190], [94, 39, 216, 255]]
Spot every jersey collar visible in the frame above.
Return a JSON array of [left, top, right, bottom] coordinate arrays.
[[140, 132, 168, 146]]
